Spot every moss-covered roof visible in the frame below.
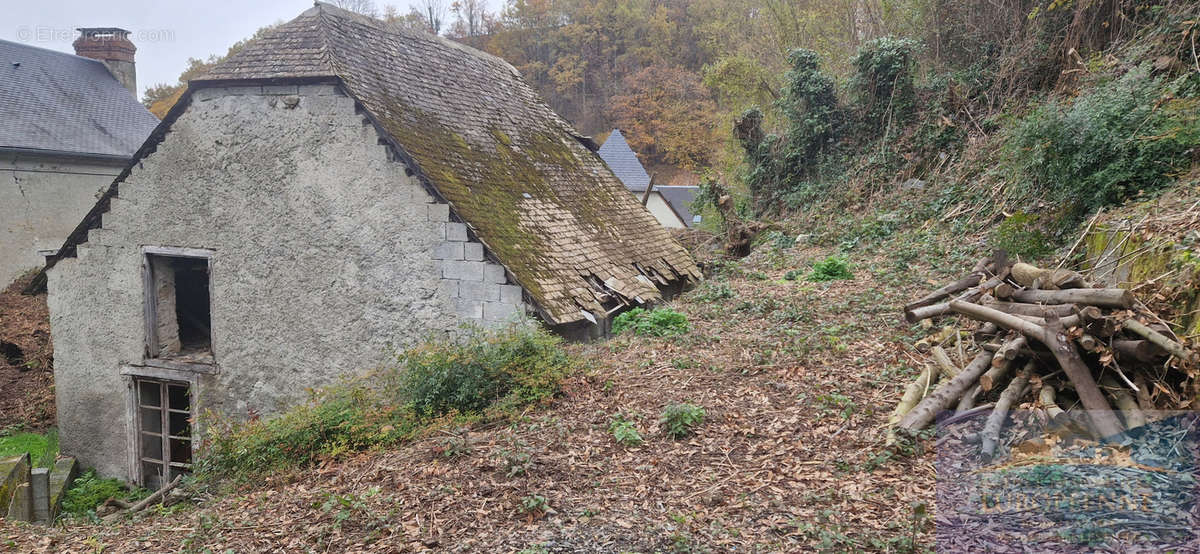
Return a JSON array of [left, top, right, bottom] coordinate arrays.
[[191, 3, 698, 324]]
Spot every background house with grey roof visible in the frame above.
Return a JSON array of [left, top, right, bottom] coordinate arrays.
[[0, 29, 158, 287], [596, 129, 702, 229], [40, 3, 699, 486]]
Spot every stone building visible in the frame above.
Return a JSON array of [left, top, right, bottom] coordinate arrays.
[[0, 30, 157, 287], [38, 4, 699, 486], [596, 129, 701, 228]]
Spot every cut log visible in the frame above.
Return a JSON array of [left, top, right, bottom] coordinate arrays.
[[905, 273, 986, 312], [1038, 386, 1067, 425], [994, 283, 1016, 299], [957, 384, 981, 411], [982, 302, 1077, 318], [898, 350, 996, 431], [1077, 334, 1101, 352], [1101, 377, 1147, 429], [1122, 319, 1196, 363], [904, 302, 951, 324], [981, 362, 1032, 460], [930, 346, 961, 380], [974, 322, 999, 339], [887, 365, 936, 445], [1010, 263, 1089, 289], [948, 301, 1126, 440], [1008, 288, 1132, 308], [1112, 340, 1166, 364], [915, 326, 957, 353], [980, 344, 1018, 391], [994, 336, 1027, 365]]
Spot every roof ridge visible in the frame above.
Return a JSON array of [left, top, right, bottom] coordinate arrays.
[[0, 37, 110, 67], [309, 2, 521, 78]]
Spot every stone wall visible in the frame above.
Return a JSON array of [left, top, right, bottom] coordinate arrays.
[[47, 83, 528, 480], [0, 153, 123, 287]]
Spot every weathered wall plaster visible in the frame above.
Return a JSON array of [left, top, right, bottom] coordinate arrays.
[[0, 154, 122, 287], [48, 84, 525, 480]]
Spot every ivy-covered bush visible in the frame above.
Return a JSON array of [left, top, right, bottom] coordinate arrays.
[[734, 49, 842, 210], [849, 37, 919, 134]]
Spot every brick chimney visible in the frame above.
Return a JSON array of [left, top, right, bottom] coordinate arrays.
[[73, 28, 137, 96]]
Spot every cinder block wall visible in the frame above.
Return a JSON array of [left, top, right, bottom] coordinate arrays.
[[47, 84, 529, 480]]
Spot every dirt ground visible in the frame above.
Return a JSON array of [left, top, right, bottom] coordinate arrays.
[[0, 273, 54, 431]]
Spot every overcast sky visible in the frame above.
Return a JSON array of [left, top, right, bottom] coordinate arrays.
[[4, 0, 504, 100]]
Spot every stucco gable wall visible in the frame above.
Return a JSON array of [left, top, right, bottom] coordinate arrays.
[[47, 84, 521, 480]]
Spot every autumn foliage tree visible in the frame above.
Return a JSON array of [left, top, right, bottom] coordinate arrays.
[[609, 65, 718, 170]]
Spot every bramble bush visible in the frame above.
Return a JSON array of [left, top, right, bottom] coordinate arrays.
[[849, 37, 919, 135], [197, 323, 573, 480], [806, 255, 854, 282], [660, 403, 706, 439]]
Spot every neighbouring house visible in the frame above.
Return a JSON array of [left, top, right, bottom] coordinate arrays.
[[596, 129, 702, 229], [37, 3, 699, 486], [0, 30, 158, 287]]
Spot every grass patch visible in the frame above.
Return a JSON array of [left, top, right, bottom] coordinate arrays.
[[611, 308, 691, 337], [806, 255, 854, 282], [0, 429, 57, 468], [197, 323, 574, 481]]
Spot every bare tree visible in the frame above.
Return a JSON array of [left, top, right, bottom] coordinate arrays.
[[331, 0, 379, 18], [451, 0, 487, 37], [415, 0, 448, 34]]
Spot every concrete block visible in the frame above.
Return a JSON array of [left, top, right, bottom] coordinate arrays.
[[7, 483, 31, 522], [445, 222, 468, 242], [499, 284, 523, 305], [438, 280, 459, 299], [427, 203, 450, 223], [432, 242, 464, 261], [262, 84, 299, 95], [454, 298, 483, 319], [460, 280, 499, 302], [444, 260, 484, 282], [484, 264, 507, 284], [484, 301, 520, 321], [47, 457, 77, 519], [464, 242, 484, 261], [31, 468, 49, 523], [0, 453, 30, 515]]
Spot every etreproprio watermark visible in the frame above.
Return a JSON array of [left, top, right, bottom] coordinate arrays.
[[14, 26, 175, 44]]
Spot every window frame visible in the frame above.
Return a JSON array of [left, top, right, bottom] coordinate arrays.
[[142, 246, 216, 366]]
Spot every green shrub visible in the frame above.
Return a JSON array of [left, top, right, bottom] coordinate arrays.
[[660, 403, 706, 439], [611, 308, 691, 337], [398, 324, 571, 418], [991, 213, 1055, 261], [197, 323, 573, 480], [806, 255, 854, 281], [61, 469, 149, 519], [607, 414, 643, 446], [1005, 65, 1200, 220]]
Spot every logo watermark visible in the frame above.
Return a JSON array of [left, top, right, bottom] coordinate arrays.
[[14, 26, 175, 44]]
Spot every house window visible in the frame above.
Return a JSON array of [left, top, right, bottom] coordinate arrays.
[[145, 253, 212, 364], [135, 378, 193, 489]]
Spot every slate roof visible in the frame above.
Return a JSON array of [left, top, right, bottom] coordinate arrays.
[[0, 39, 158, 159], [657, 186, 701, 228], [39, 3, 699, 324], [596, 129, 652, 192]]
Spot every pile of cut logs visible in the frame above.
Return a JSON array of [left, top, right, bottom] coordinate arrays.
[[889, 253, 1196, 459]]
